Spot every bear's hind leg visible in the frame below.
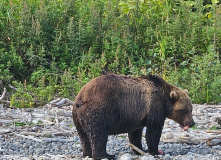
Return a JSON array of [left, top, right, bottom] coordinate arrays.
[[89, 131, 115, 160], [128, 128, 143, 155], [73, 115, 92, 157], [78, 130, 92, 157]]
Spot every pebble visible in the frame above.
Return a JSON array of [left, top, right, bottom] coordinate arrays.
[[32, 119, 39, 124], [196, 108, 203, 114], [120, 153, 132, 160], [163, 154, 171, 160], [0, 105, 221, 160], [141, 155, 155, 160], [168, 120, 175, 126]]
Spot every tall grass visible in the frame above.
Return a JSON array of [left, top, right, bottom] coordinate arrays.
[[0, 0, 220, 106]]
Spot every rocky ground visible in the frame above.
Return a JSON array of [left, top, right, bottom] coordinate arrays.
[[0, 104, 220, 160]]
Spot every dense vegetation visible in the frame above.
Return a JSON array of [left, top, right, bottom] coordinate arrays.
[[0, 0, 220, 107]]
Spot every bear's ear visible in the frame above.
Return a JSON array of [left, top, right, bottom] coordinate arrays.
[[170, 90, 179, 100], [184, 89, 188, 95]]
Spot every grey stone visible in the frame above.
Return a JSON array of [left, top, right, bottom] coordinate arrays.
[[120, 153, 132, 160], [163, 154, 171, 160], [141, 155, 155, 160]]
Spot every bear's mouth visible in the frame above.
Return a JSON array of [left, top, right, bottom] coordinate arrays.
[[180, 125, 189, 131]]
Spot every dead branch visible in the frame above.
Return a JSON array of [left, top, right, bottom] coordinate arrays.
[[129, 143, 145, 155], [55, 98, 74, 106], [195, 120, 213, 124], [41, 119, 55, 125], [206, 130, 221, 134], [161, 139, 199, 145], [44, 138, 75, 143], [0, 119, 16, 124], [206, 138, 221, 146], [14, 133, 43, 142], [20, 131, 52, 138], [0, 129, 15, 134], [193, 113, 221, 116], [20, 131, 42, 136], [56, 110, 72, 117], [43, 154, 79, 158], [52, 132, 72, 137], [20, 131, 72, 137], [49, 98, 61, 104], [8, 84, 17, 90], [0, 88, 6, 101], [193, 105, 221, 109]]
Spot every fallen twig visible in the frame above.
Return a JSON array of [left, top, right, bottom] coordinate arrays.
[[206, 130, 221, 134], [44, 138, 75, 143], [129, 143, 145, 155], [14, 133, 43, 142]]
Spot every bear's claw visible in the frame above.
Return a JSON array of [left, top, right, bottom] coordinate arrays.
[[158, 149, 164, 155]]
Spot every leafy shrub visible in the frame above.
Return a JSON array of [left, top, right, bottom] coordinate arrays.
[[168, 45, 221, 104], [0, 0, 221, 107]]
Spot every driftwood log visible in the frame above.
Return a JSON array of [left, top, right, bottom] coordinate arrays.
[[0, 88, 6, 101], [1, 97, 221, 148], [54, 98, 74, 106], [14, 133, 75, 143], [206, 137, 221, 146], [19, 131, 72, 137], [14, 133, 43, 142]]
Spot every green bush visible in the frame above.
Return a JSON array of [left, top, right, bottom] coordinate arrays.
[[0, 0, 220, 107], [168, 45, 221, 104]]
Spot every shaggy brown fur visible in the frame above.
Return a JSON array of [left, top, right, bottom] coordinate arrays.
[[72, 74, 195, 160]]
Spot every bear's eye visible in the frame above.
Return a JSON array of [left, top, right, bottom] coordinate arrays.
[[179, 109, 187, 114]]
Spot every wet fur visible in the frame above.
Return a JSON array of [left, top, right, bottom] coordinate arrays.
[[72, 74, 195, 160]]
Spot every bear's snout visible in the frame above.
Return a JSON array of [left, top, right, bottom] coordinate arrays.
[[183, 119, 195, 129], [189, 120, 195, 127], [182, 120, 195, 131]]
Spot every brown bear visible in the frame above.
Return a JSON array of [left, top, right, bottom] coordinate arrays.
[[72, 74, 195, 160]]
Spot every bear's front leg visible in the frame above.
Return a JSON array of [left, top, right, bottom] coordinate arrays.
[[145, 125, 163, 155], [128, 128, 143, 155]]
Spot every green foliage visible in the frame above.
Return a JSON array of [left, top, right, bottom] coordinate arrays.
[[0, 0, 221, 107], [209, 126, 219, 130], [14, 122, 26, 127], [168, 46, 221, 104], [11, 121, 42, 127]]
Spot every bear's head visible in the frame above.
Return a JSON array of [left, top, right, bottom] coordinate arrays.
[[168, 89, 195, 130]]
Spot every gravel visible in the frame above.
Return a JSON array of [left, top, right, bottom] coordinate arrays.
[[0, 134, 220, 160], [0, 104, 221, 160]]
